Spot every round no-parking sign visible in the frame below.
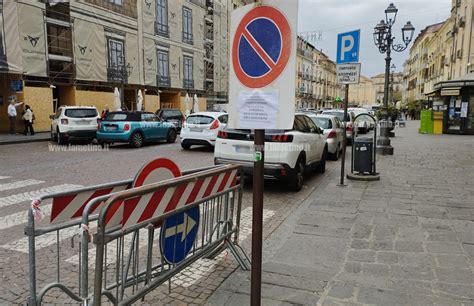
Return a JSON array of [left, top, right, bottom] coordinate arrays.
[[232, 6, 292, 88]]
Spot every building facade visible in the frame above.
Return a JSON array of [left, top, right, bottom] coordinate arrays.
[[403, 0, 474, 134], [296, 37, 342, 109], [348, 73, 403, 108], [0, 0, 234, 133]]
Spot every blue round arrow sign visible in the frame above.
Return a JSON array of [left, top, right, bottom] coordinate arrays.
[[160, 206, 200, 264]]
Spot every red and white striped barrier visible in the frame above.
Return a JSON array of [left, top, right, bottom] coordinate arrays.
[[117, 168, 238, 230], [50, 185, 128, 224]]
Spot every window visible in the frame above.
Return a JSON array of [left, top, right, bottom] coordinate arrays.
[[186, 115, 214, 125], [142, 113, 159, 122], [218, 115, 228, 124], [108, 38, 124, 68], [303, 116, 319, 133], [65, 109, 98, 118], [183, 56, 193, 88], [157, 50, 170, 86], [293, 115, 308, 133], [156, 0, 168, 36], [107, 38, 126, 82], [108, 0, 123, 5], [182, 7, 193, 44]]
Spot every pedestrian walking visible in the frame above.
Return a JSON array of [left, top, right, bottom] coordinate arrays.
[[7, 100, 24, 134], [22, 105, 35, 135], [101, 105, 110, 119]]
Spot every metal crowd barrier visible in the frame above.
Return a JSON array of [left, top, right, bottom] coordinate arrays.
[[91, 164, 249, 305], [25, 164, 248, 305]]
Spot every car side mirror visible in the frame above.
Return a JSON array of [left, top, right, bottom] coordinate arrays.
[[49, 115, 55, 120], [319, 127, 324, 134]]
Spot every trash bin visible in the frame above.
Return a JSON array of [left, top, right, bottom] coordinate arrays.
[[353, 137, 373, 173]]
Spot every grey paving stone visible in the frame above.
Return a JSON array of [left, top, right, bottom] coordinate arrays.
[[361, 263, 390, 277], [351, 239, 369, 250], [435, 254, 471, 269], [394, 241, 424, 252], [370, 239, 394, 251], [435, 267, 473, 284], [347, 250, 375, 263], [462, 243, 474, 258], [344, 262, 361, 274], [327, 282, 354, 300], [391, 264, 435, 281], [357, 287, 407, 305], [398, 253, 435, 267], [376, 251, 398, 264], [425, 241, 465, 254], [351, 224, 373, 239], [427, 231, 458, 242], [386, 278, 434, 296], [433, 282, 474, 300], [458, 232, 474, 244]]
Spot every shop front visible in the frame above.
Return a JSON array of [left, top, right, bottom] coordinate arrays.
[[433, 74, 474, 135]]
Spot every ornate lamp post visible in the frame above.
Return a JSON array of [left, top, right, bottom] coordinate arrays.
[[390, 63, 396, 105], [373, 3, 415, 155]]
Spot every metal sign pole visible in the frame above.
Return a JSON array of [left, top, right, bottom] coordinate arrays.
[[339, 84, 349, 186], [251, 129, 264, 306]]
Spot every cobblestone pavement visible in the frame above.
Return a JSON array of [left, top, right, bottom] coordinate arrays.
[[208, 121, 474, 305], [0, 139, 338, 304]]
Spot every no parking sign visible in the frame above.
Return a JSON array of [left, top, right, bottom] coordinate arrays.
[[228, 1, 298, 130]]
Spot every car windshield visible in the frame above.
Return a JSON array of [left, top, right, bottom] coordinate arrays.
[[186, 115, 214, 125], [65, 109, 97, 118], [313, 117, 332, 129]]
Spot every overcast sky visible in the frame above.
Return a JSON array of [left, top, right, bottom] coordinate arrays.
[[297, 0, 452, 77]]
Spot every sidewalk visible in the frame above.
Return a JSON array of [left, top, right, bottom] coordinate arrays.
[[208, 121, 474, 305], [0, 132, 50, 145]]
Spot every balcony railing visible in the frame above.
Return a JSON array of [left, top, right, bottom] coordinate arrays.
[[157, 75, 171, 87], [107, 65, 128, 83], [155, 22, 169, 38], [183, 79, 194, 89], [182, 32, 194, 45]]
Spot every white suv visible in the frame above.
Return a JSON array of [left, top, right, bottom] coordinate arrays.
[[50, 106, 100, 144], [214, 113, 328, 191]]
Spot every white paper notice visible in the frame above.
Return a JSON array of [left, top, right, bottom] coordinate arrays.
[[238, 90, 279, 129]]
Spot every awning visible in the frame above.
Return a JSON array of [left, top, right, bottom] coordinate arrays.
[[441, 87, 461, 96]]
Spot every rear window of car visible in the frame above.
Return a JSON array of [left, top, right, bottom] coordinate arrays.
[[104, 112, 140, 121], [65, 109, 98, 118], [323, 111, 349, 122], [186, 115, 214, 125], [313, 117, 332, 129], [161, 110, 182, 118]]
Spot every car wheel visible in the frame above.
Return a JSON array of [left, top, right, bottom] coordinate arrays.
[[130, 132, 144, 148], [289, 156, 305, 192], [50, 128, 57, 142], [331, 144, 340, 161], [167, 129, 177, 143], [181, 142, 191, 150], [317, 146, 327, 173], [57, 130, 67, 145]]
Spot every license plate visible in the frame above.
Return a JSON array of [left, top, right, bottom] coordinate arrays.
[[105, 126, 117, 131], [76, 120, 90, 125], [235, 145, 253, 154], [190, 127, 203, 132]]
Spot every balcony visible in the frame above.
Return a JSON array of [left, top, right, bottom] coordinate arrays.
[[183, 79, 194, 89], [182, 32, 194, 45], [155, 22, 169, 38], [107, 65, 128, 83], [157, 75, 170, 87], [190, 0, 206, 8]]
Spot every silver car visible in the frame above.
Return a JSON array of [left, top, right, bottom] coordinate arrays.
[[308, 114, 344, 160], [321, 110, 355, 144]]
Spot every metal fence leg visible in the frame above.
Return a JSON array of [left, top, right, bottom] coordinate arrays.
[[26, 210, 37, 306]]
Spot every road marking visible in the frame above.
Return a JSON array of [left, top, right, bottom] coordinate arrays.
[[0, 184, 82, 209], [1, 221, 97, 253], [0, 179, 44, 192], [175, 207, 275, 288]]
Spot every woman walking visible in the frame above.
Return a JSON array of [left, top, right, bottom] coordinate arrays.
[[22, 105, 35, 135]]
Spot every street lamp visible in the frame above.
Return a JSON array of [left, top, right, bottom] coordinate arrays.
[[390, 64, 396, 105], [373, 3, 415, 155]]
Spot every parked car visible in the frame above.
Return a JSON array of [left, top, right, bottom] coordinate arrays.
[[50, 106, 100, 145], [307, 114, 344, 160], [321, 110, 356, 143], [349, 107, 372, 133], [214, 113, 328, 191], [97, 111, 177, 148], [180, 112, 228, 149], [156, 108, 185, 132]]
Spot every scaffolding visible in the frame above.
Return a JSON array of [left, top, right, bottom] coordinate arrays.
[[204, 0, 215, 94]]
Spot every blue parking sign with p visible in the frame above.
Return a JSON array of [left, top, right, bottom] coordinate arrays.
[[336, 30, 360, 64]]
